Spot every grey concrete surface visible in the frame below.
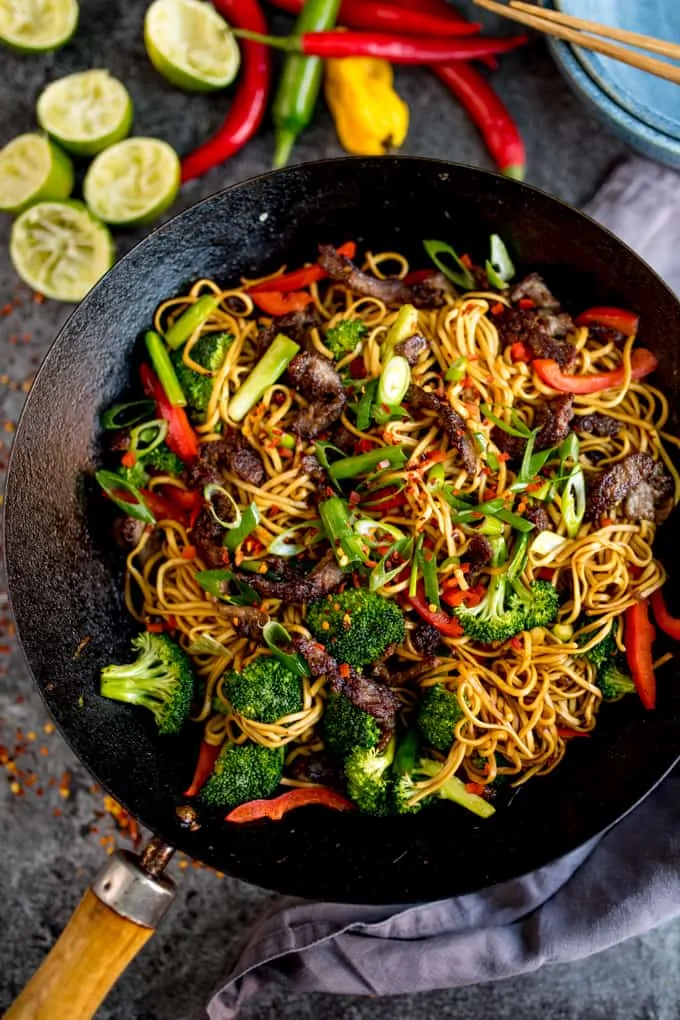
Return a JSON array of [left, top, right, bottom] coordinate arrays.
[[2, 1, 676, 1018]]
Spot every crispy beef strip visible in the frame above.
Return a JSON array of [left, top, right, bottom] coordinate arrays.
[[394, 333, 428, 366], [573, 412, 620, 438], [499, 308, 577, 369], [583, 322, 627, 347], [289, 751, 343, 788], [525, 505, 551, 532], [192, 506, 226, 568], [112, 516, 145, 549], [255, 307, 320, 356], [287, 350, 347, 439], [407, 383, 477, 474], [318, 245, 451, 309], [466, 534, 494, 569], [586, 452, 673, 523], [510, 272, 561, 310], [294, 635, 399, 748], [411, 621, 441, 658], [242, 550, 344, 602], [188, 434, 265, 489], [216, 604, 269, 639], [490, 425, 525, 462], [492, 395, 573, 462]]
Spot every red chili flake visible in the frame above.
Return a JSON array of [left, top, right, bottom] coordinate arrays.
[[510, 636, 523, 651], [8, 335, 18, 345], [518, 298, 535, 309], [33, 292, 45, 304], [1, 304, 12, 316], [39, 746, 49, 756], [181, 545, 197, 560], [348, 491, 360, 506], [53, 808, 62, 818]]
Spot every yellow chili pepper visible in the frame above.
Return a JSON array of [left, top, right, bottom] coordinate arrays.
[[324, 56, 409, 156]]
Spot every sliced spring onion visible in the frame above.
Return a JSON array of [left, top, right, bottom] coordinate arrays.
[[473, 431, 499, 472], [188, 633, 231, 656], [101, 400, 155, 430], [369, 536, 414, 591], [487, 234, 515, 285], [129, 418, 168, 458], [354, 518, 405, 543], [263, 621, 309, 678], [497, 509, 535, 532], [485, 260, 506, 291], [423, 239, 475, 290], [419, 546, 440, 609], [527, 444, 557, 477], [329, 444, 407, 483], [561, 469, 586, 538], [518, 428, 540, 484], [318, 496, 366, 569], [445, 356, 467, 383], [165, 294, 221, 351], [427, 463, 446, 486], [145, 330, 186, 407], [481, 403, 532, 438], [204, 483, 241, 530], [95, 470, 155, 524], [268, 520, 322, 557], [377, 356, 410, 408], [279, 433, 296, 451], [372, 403, 409, 425], [409, 533, 423, 597], [223, 502, 260, 552], [506, 532, 530, 582], [229, 333, 300, 423], [356, 378, 378, 431], [531, 531, 567, 557], [195, 569, 259, 605], [468, 515, 504, 537], [382, 304, 419, 365]]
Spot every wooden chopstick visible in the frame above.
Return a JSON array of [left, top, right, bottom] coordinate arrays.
[[510, 0, 680, 62], [474, 0, 680, 86]]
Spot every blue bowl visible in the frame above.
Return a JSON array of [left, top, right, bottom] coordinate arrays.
[[549, 35, 680, 169]]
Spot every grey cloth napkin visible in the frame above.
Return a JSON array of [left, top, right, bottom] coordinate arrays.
[[207, 157, 680, 1020]]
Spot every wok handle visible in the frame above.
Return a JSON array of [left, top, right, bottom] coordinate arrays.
[[5, 844, 176, 1020]]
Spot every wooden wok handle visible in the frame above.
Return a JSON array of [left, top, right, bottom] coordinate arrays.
[[4, 843, 176, 1020]]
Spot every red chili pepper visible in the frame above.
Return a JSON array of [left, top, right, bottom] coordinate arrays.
[[161, 487, 202, 512], [362, 486, 406, 512], [184, 740, 222, 797], [557, 727, 590, 739], [251, 290, 313, 316], [226, 785, 355, 822], [509, 341, 532, 363], [625, 599, 656, 711], [651, 589, 680, 641], [140, 364, 199, 463], [265, 0, 480, 36], [533, 348, 658, 395], [249, 241, 356, 293], [442, 586, 483, 608], [240, 28, 530, 64], [181, 0, 270, 182], [575, 306, 640, 336], [433, 63, 526, 179], [140, 489, 188, 524], [146, 622, 165, 634], [405, 582, 464, 637]]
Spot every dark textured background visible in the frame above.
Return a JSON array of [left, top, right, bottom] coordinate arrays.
[[4, 1, 678, 1017]]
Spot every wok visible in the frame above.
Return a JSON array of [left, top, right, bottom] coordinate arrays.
[[6, 157, 680, 1019]]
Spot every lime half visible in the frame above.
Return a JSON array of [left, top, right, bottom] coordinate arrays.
[[0, 0, 79, 52], [37, 70, 133, 157], [0, 134, 74, 215], [83, 137, 180, 227], [144, 0, 240, 92], [10, 201, 115, 302]]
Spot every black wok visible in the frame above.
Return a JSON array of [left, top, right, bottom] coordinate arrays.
[[5, 158, 680, 1018]]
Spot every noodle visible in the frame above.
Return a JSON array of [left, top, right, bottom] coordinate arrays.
[[119, 249, 676, 807]]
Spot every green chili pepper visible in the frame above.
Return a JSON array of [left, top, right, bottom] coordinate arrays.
[[144, 331, 186, 407], [272, 0, 342, 168], [165, 295, 221, 351]]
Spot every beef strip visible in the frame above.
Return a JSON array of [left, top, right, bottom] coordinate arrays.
[[331, 424, 357, 453], [586, 452, 673, 523], [394, 333, 428, 366], [573, 412, 620, 438], [583, 322, 626, 347], [188, 434, 265, 489], [192, 506, 226, 568], [490, 425, 525, 462], [407, 383, 477, 474], [216, 604, 268, 639], [466, 534, 493, 569], [318, 245, 451, 309], [535, 394, 574, 449], [294, 635, 399, 748], [112, 516, 145, 549], [242, 550, 344, 602], [411, 621, 441, 658], [289, 751, 342, 788], [287, 350, 347, 439], [498, 308, 577, 369], [525, 505, 551, 532], [255, 307, 320, 357], [510, 272, 561, 310]]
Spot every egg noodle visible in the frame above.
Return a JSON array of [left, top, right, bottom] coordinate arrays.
[[122, 250, 680, 804]]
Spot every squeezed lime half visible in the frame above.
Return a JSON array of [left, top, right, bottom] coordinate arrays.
[[144, 0, 240, 92], [0, 0, 79, 52], [83, 136, 180, 227], [37, 70, 133, 157], [0, 133, 74, 215]]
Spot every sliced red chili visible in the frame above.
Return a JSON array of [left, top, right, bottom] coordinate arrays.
[[225, 785, 355, 822], [362, 486, 406, 512], [248, 241, 356, 293], [557, 727, 590, 739], [575, 306, 640, 335], [140, 363, 198, 463], [405, 582, 464, 637], [251, 290, 314, 315], [184, 740, 223, 797], [533, 348, 658, 395]]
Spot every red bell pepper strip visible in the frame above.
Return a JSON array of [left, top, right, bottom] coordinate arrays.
[[140, 363, 199, 463], [433, 63, 526, 179], [405, 582, 464, 637], [140, 489, 189, 524], [361, 486, 406, 512], [651, 589, 680, 641], [184, 740, 223, 797], [625, 599, 657, 711], [249, 241, 356, 293], [575, 306, 640, 335], [557, 727, 590, 739], [265, 0, 481, 37], [251, 290, 314, 316], [181, 0, 270, 182], [225, 786, 355, 822], [533, 347, 658, 395], [160, 486, 202, 513], [236, 28, 530, 64]]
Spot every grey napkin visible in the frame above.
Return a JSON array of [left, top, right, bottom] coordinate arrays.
[[207, 158, 680, 1020]]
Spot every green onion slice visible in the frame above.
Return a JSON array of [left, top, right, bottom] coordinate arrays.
[[223, 502, 260, 552], [101, 400, 155, 431], [377, 356, 410, 407], [268, 520, 323, 557], [188, 633, 231, 656], [481, 403, 532, 438], [369, 536, 414, 592], [354, 518, 405, 543], [263, 621, 309, 678], [95, 469, 155, 524], [445, 356, 467, 383], [489, 234, 516, 282], [129, 418, 168, 458], [356, 378, 378, 431], [423, 239, 475, 290], [204, 483, 241, 530]]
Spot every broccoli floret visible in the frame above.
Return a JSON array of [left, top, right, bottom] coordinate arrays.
[[325, 318, 367, 359], [307, 588, 406, 667], [509, 578, 560, 630], [579, 627, 617, 669], [200, 741, 284, 807], [145, 442, 184, 476], [417, 685, 463, 753], [344, 737, 395, 816], [100, 632, 194, 735], [322, 692, 380, 758], [171, 332, 232, 422], [453, 536, 526, 644], [117, 461, 149, 489], [393, 757, 496, 819], [598, 660, 636, 701], [390, 730, 430, 815], [223, 656, 303, 724]]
